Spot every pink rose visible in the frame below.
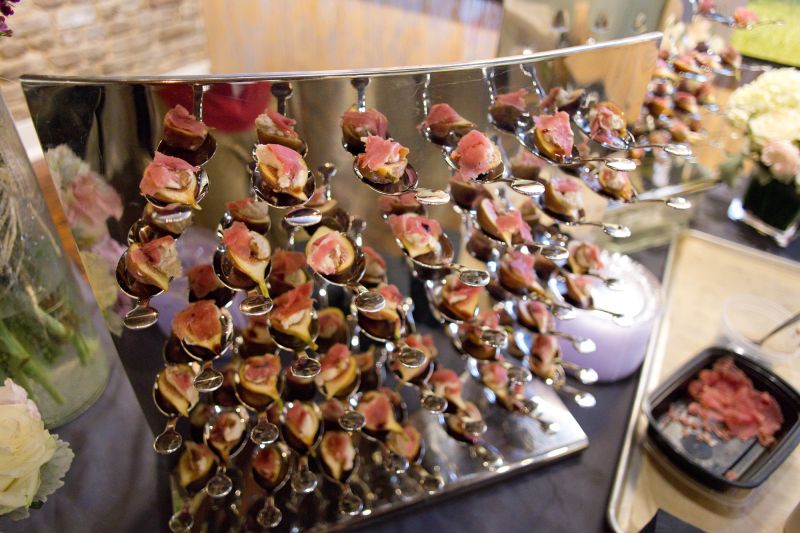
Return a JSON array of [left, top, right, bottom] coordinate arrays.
[[761, 139, 800, 179], [0, 378, 41, 421], [62, 172, 123, 244]]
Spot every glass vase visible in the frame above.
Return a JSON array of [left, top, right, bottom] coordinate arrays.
[[728, 164, 800, 248], [0, 94, 111, 428]]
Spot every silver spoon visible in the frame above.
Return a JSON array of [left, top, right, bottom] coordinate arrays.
[[754, 311, 800, 346]]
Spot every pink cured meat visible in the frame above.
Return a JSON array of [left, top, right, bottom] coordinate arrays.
[[253, 446, 281, 480], [590, 103, 624, 145], [172, 300, 222, 344], [140, 152, 198, 197], [495, 89, 528, 111], [222, 221, 256, 260], [484, 362, 509, 387], [265, 109, 298, 137], [286, 403, 313, 432], [552, 176, 582, 193], [445, 278, 483, 305], [733, 7, 759, 25], [698, 0, 715, 13], [430, 369, 462, 397], [164, 105, 207, 137], [187, 264, 220, 299], [243, 354, 281, 383], [379, 284, 404, 307], [341, 108, 389, 138], [387, 213, 442, 242], [521, 300, 552, 332], [362, 246, 387, 269], [127, 235, 180, 280], [533, 334, 559, 362], [419, 103, 464, 130], [271, 249, 306, 275], [226, 197, 269, 221], [357, 136, 408, 171], [362, 392, 393, 430], [307, 231, 347, 275], [318, 310, 345, 337], [405, 333, 436, 354], [321, 343, 351, 374], [533, 112, 574, 155], [322, 431, 352, 464], [504, 249, 536, 287], [264, 144, 305, 179], [686, 357, 783, 446], [271, 282, 314, 322], [496, 209, 533, 243], [451, 130, 496, 179]]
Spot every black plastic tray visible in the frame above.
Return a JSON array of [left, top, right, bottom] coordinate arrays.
[[644, 346, 800, 491]]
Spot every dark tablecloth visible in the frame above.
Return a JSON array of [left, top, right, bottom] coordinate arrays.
[[3, 186, 798, 533]]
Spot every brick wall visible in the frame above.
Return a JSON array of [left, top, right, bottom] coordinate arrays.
[[1, 0, 208, 120]]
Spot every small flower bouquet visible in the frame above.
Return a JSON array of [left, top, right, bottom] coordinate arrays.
[[0, 378, 73, 520], [725, 68, 800, 246]]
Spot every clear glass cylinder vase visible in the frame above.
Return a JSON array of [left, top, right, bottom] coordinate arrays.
[[0, 94, 111, 428]]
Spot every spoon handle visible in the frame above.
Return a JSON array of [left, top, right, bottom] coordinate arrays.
[[755, 311, 800, 346]]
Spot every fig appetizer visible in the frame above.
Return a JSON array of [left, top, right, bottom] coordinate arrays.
[[429, 368, 467, 412], [141, 203, 193, 238], [418, 102, 476, 144], [444, 401, 484, 444], [674, 91, 699, 114], [226, 197, 271, 234], [237, 354, 282, 406], [316, 307, 350, 353], [268, 282, 317, 348], [567, 241, 603, 275], [449, 130, 503, 180], [241, 315, 278, 356], [124, 236, 182, 292], [162, 104, 208, 152], [543, 176, 585, 220], [355, 345, 382, 391], [282, 401, 323, 453], [358, 283, 404, 340], [315, 344, 360, 399], [480, 361, 525, 411], [155, 364, 199, 416], [207, 410, 247, 462], [268, 249, 309, 297], [355, 136, 410, 185], [439, 275, 482, 322], [564, 274, 594, 309], [357, 389, 404, 439], [458, 309, 503, 361], [251, 443, 290, 491], [392, 333, 437, 385], [186, 263, 232, 306], [532, 112, 574, 163], [489, 88, 530, 131], [221, 221, 272, 295], [283, 366, 317, 402], [597, 167, 634, 202], [510, 148, 547, 182], [319, 431, 357, 482], [475, 198, 533, 246], [140, 152, 202, 208], [172, 300, 230, 358], [497, 249, 545, 297], [517, 300, 554, 333], [528, 334, 561, 380], [387, 213, 443, 263], [255, 109, 306, 153], [386, 425, 422, 463], [254, 143, 311, 202], [589, 101, 628, 147], [449, 171, 491, 211], [177, 442, 216, 493], [305, 227, 358, 282], [361, 246, 388, 287], [341, 107, 389, 153]]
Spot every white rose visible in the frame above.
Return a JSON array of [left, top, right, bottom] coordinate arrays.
[[749, 110, 800, 147], [762, 139, 800, 179], [0, 403, 56, 515]]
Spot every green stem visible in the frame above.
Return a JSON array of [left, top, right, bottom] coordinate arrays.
[[0, 321, 64, 404], [24, 285, 69, 340], [70, 331, 90, 365]]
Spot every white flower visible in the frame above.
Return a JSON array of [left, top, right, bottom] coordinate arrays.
[[0, 378, 41, 420], [761, 139, 800, 179], [727, 68, 800, 128], [749, 110, 800, 147], [0, 404, 56, 516]]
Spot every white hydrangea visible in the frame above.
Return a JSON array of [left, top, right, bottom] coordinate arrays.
[[727, 68, 800, 128]]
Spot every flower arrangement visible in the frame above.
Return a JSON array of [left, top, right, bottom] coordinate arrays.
[[725, 68, 800, 243], [0, 378, 73, 520], [0, 0, 20, 37]]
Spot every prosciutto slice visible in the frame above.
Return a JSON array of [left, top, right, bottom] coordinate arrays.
[[429, 368, 463, 399], [443, 277, 482, 307], [307, 230, 350, 275], [502, 249, 537, 287], [451, 130, 499, 179], [222, 221, 270, 263], [590, 102, 626, 145], [163, 105, 208, 150], [387, 425, 421, 460], [533, 112, 574, 156], [318, 343, 353, 382], [285, 402, 319, 445], [404, 333, 437, 358], [387, 213, 442, 258], [243, 354, 281, 384], [140, 152, 198, 197], [253, 445, 283, 484], [172, 300, 222, 346], [126, 235, 182, 288], [226, 197, 270, 222], [357, 136, 409, 172], [519, 300, 553, 333], [255, 143, 308, 191], [256, 109, 299, 138], [686, 357, 783, 446], [321, 431, 355, 479], [358, 391, 399, 432], [271, 282, 314, 323], [363, 246, 387, 278], [569, 241, 603, 272], [341, 108, 389, 138], [418, 103, 470, 135], [186, 264, 222, 299], [495, 89, 528, 111], [271, 249, 306, 275]]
